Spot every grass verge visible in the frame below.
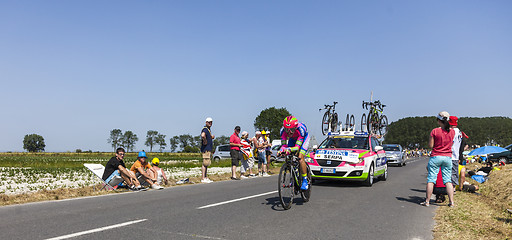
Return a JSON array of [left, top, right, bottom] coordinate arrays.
[[433, 163, 512, 240], [0, 163, 282, 206]]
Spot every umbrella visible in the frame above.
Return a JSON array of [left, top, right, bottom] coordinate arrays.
[[468, 146, 508, 156]]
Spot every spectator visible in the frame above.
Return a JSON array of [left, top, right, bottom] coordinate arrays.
[[263, 130, 273, 173], [449, 116, 463, 189], [131, 151, 163, 190], [240, 131, 255, 178], [200, 117, 215, 183], [421, 111, 455, 207], [102, 147, 143, 191], [149, 157, 168, 185], [229, 126, 243, 180], [256, 131, 270, 177]]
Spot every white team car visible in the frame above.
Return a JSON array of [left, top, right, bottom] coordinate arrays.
[[306, 131, 388, 186]]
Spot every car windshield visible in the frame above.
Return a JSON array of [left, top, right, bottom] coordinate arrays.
[[383, 146, 400, 151], [318, 136, 368, 150]]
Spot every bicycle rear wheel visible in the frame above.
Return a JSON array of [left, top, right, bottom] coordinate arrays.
[[300, 164, 312, 202], [278, 163, 294, 210], [361, 113, 367, 132], [379, 115, 388, 136], [321, 112, 330, 135]]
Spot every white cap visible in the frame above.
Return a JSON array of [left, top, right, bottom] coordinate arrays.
[[241, 131, 248, 136], [205, 117, 213, 122]]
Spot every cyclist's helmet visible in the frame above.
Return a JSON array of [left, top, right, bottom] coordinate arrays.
[[283, 116, 299, 129]]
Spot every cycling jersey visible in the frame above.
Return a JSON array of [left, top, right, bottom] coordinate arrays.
[[280, 122, 310, 155]]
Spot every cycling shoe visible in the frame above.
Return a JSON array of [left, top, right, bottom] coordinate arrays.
[[300, 177, 309, 190]]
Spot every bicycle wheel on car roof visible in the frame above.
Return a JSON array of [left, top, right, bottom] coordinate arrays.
[[361, 113, 367, 132], [345, 114, 355, 131], [321, 112, 330, 135], [300, 164, 312, 202], [278, 163, 294, 210], [368, 113, 379, 134], [330, 113, 338, 133], [379, 115, 388, 136]]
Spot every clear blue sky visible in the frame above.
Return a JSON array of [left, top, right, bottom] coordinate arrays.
[[1, 1, 511, 152]]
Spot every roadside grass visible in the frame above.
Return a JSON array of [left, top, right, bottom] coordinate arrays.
[[0, 152, 282, 206], [434, 163, 512, 240]]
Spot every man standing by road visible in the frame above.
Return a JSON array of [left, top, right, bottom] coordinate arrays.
[[229, 126, 243, 180], [102, 147, 142, 191], [201, 117, 215, 183]]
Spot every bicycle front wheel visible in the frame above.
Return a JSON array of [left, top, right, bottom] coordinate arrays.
[[361, 113, 367, 132], [331, 113, 338, 132], [321, 112, 330, 135], [278, 163, 294, 210], [379, 115, 388, 136], [300, 164, 312, 202], [367, 113, 379, 134]]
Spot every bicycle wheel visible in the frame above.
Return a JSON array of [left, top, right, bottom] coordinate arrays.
[[331, 113, 338, 132], [361, 113, 367, 132], [321, 112, 330, 135], [367, 113, 379, 134], [278, 163, 294, 210], [349, 114, 355, 131], [300, 164, 312, 202], [345, 114, 350, 131], [379, 115, 388, 136]]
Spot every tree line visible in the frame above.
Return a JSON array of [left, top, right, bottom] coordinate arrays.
[[384, 116, 512, 148], [21, 106, 292, 152]]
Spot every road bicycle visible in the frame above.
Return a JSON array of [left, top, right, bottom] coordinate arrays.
[[320, 101, 339, 135], [361, 100, 388, 135], [278, 154, 311, 210]]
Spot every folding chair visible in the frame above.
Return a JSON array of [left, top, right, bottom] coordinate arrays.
[[84, 163, 124, 191]]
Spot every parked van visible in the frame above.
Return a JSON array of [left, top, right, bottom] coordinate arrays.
[[212, 144, 231, 161]]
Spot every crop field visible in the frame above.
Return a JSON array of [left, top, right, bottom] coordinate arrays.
[[0, 152, 232, 195]]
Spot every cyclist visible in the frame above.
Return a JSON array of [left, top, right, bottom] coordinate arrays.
[[278, 116, 310, 190]]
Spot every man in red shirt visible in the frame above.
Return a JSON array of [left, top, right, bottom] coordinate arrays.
[[229, 126, 243, 180]]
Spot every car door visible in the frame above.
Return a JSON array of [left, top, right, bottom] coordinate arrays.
[[371, 137, 386, 171], [219, 145, 231, 158]]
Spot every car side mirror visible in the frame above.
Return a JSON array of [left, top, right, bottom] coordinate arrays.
[[375, 146, 383, 152]]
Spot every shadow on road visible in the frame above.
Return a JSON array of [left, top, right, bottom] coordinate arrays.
[[264, 196, 307, 211], [311, 179, 367, 188], [410, 188, 426, 193], [396, 196, 424, 204]]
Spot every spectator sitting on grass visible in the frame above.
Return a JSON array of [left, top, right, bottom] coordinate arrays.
[[102, 147, 143, 191], [130, 151, 163, 190], [149, 157, 168, 185]]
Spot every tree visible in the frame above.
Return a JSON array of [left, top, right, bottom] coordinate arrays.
[[108, 129, 123, 151], [213, 135, 230, 151], [122, 131, 138, 152], [169, 136, 179, 152], [254, 107, 291, 141], [155, 133, 167, 152], [168, 134, 202, 152], [383, 116, 512, 148], [145, 130, 158, 152], [23, 134, 45, 152]]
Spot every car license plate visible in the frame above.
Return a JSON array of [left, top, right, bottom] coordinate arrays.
[[321, 168, 335, 174]]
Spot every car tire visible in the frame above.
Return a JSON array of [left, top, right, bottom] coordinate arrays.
[[379, 164, 388, 181], [213, 156, 220, 161], [364, 164, 374, 187]]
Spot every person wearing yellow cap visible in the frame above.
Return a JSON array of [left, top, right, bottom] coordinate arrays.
[[149, 158, 168, 185]]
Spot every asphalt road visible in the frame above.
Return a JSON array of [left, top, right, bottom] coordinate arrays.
[[0, 157, 437, 240]]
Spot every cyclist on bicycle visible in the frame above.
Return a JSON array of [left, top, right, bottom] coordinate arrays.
[[278, 116, 310, 190]]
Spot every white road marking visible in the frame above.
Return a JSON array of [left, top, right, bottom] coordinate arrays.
[[45, 219, 147, 240], [197, 190, 278, 209]]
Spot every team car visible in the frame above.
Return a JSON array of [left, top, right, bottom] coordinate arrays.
[[306, 131, 388, 186]]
